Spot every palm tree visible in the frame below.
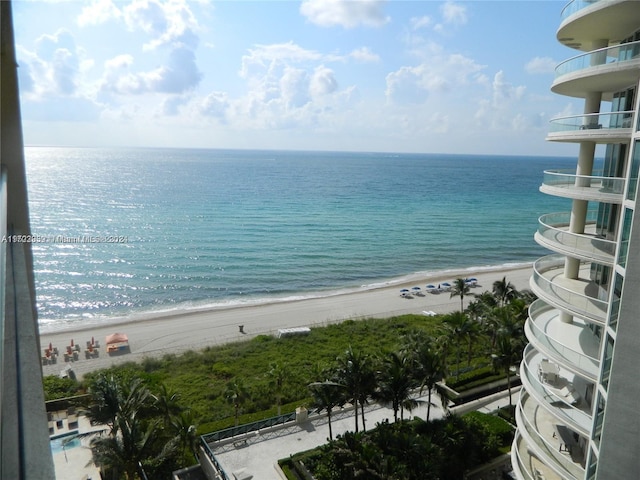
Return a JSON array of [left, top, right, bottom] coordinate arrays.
[[91, 409, 176, 480], [442, 311, 476, 377], [86, 374, 124, 434], [491, 334, 524, 407], [492, 276, 518, 306], [169, 410, 198, 463], [335, 346, 377, 432], [224, 379, 248, 426], [87, 374, 180, 479], [267, 362, 288, 416], [411, 341, 447, 421], [375, 351, 419, 422], [450, 277, 470, 312], [308, 380, 346, 441], [153, 384, 183, 418]]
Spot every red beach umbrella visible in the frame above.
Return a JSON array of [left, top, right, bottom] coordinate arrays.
[[49, 342, 53, 351], [91, 336, 94, 345], [70, 339, 74, 347]]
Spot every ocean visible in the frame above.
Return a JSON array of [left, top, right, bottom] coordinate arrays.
[[25, 147, 574, 333]]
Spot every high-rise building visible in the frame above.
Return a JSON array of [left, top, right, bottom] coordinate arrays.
[[512, 1, 640, 480], [1, 1, 56, 478]]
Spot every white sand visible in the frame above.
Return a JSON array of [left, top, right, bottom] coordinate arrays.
[[40, 264, 532, 378]]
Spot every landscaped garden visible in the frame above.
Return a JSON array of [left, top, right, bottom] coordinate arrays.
[[44, 276, 531, 479]]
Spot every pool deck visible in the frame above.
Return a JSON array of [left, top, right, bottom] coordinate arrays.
[[50, 411, 103, 480]]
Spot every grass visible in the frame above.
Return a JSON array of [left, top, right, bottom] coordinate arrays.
[[48, 313, 507, 432], [74, 315, 445, 428]]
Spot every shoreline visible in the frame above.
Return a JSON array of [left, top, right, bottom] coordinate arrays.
[[39, 263, 533, 379]]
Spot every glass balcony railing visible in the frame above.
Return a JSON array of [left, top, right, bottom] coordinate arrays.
[[549, 111, 635, 133], [531, 255, 608, 325], [537, 211, 617, 263], [542, 170, 625, 196], [560, 0, 601, 22], [517, 391, 585, 479], [521, 345, 592, 435], [555, 40, 640, 79], [526, 300, 600, 380]]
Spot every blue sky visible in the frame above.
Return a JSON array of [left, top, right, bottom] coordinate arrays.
[[14, 0, 583, 155]]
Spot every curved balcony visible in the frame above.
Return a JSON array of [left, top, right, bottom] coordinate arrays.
[[552, 40, 640, 99], [558, 1, 640, 51], [526, 300, 600, 381], [535, 212, 617, 264], [512, 428, 565, 480], [521, 344, 592, 436], [540, 170, 624, 203], [547, 111, 633, 143], [530, 255, 608, 325], [517, 390, 585, 480]]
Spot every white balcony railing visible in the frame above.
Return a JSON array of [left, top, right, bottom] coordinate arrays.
[[521, 345, 592, 435], [526, 300, 600, 380], [536, 212, 617, 263], [531, 255, 608, 325], [517, 391, 585, 480]]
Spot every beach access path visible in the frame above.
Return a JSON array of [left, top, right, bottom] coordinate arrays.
[[40, 265, 532, 379]]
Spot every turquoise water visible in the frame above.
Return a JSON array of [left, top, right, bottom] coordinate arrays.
[[50, 432, 80, 454], [26, 147, 574, 332]]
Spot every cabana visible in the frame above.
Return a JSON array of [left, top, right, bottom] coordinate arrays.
[[105, 332, 130, 354]]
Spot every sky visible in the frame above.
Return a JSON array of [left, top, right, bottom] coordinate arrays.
[[14, 0, 585, 155]]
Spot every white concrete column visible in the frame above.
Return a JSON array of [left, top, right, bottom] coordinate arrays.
[[562, 92, 600, 323]]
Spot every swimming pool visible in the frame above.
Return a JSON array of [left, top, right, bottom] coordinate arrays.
[[50, 431, 81, 454]]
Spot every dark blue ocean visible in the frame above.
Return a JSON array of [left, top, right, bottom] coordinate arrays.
[[25, 147, 574, 332]]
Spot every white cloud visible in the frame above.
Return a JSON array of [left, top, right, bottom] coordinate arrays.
[[300, 0, 390, 29], [199, 91, 229, 120], [385, 53, 486, 104], [441, 1, 468, 26], [123, 0, 200, 50], [100, 46, 202, 95], [492, 70, 526, 106], [434, 1, 468, 34], [310, 65, 338, 97], [349, 47, 380, 63], [77, 0, 122, 26], [525, 56, 557, 74], [410, 16, 432, 31]]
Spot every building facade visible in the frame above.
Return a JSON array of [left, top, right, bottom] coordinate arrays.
[[512, 1, 640, 480], [1, 1, 56, 478]]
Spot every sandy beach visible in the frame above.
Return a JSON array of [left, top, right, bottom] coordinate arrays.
[[39, 264, 533, 379]]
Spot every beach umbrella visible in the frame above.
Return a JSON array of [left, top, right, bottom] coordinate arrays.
[[49, 342, 53, 351], [400, 289, 410, 293], [91, 336, 94, 345], [412, 286, 421, 292], [70, 339, 74, 347]]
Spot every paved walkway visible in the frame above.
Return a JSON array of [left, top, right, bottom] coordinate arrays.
[[212, 387, 521, 480]]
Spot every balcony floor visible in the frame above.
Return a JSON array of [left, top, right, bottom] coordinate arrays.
[[519, 392, 586, 480], [531, 263, 607, 324], [529, 306, 600, 379]]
